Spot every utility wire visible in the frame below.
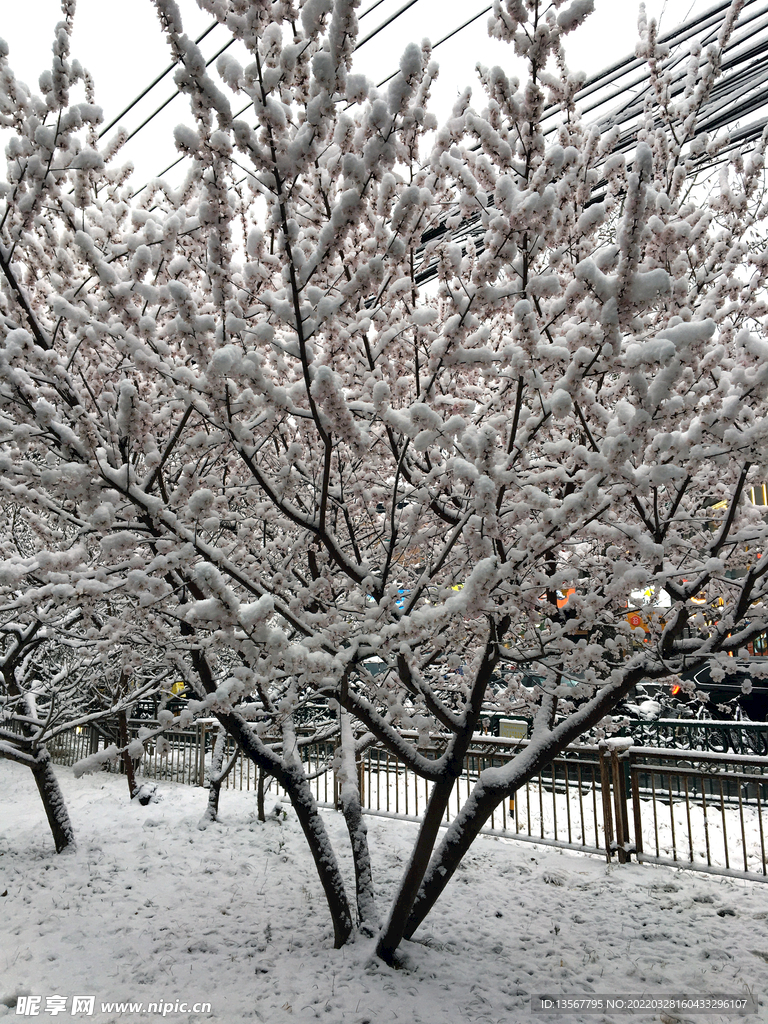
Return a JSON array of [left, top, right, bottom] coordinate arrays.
[[98, 21, 218, 139], [412, 0, 768, 285], [358, 0, 392, 18], [99, 0, 759, 163], [125, 0, 439, 194], [132, 0, 447, 195], [108, 0, 428, 151], [130, 0, 768, 212], [83, 0, 768, 311], [374, 4, 493, 90], [546, 0, 764, 137], [118, 36, 237, 150], [139, 2, 493, 195], [550, 0, 764, 124], [356, 0, 427, 49], [585, 4, 768, 140]]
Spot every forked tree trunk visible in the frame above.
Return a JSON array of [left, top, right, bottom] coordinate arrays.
[[404, 785, 500, 940], [400, 671, 648, 946], [375, 776, 455, 961], [30, 750, 76, 854], [375, 647, 499, 962]]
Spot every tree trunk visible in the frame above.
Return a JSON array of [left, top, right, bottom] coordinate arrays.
[[375, 776, 455, 962], [375, 644, 500, 961], [339, 795, 378, 934], [198, 725, 238, 828], [337, 713, 378, 934], [401, 671, 649, 945], [404, 785, 500, 941], [215, 707, 355, 948], [281, 760, 355, 948], [185, 642, 354, 947], [31, 750, 76, 854], [257, 766, 266, 822], [117, 708, 139, 800], [1, 666, 76, 854]]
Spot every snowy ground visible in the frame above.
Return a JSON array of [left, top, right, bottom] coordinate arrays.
[[1, 761, 766, 1024]]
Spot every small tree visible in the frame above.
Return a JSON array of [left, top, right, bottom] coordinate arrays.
[[2, 0, 768, 957], [0, 598, 163, 848], [0, 611, 79, 852]]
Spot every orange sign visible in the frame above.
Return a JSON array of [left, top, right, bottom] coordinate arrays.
[[626, 611, 649, 632]]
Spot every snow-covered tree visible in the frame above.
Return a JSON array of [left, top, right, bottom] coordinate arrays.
[[0, 594, 164, 849], [0, 501, 171, 844], [2, 0, 768, 956], [0, 608, 79, 852]]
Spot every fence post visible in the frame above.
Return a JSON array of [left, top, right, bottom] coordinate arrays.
[[629, 755, 644, 863], [198, 722, 207, 787], [610, 746, 631, 863], [598, 745, 615, 862]]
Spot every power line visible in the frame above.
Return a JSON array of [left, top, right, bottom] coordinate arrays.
[[109, 0, 429, 152], [412, 0, 768, 285], [117, 36, 237, 150], [374, 4, 493, 90], [98, 21, 218, 139], [356, 0, 427, 49], [584, 1, 768, 140], [358, 0, 393, 18], [132, 0, 451, 195], [129, 0, 768, 214], [125, 0, 441, 194], [553, 0, 764, 126]]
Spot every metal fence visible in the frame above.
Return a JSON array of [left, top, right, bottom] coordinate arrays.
[[48, 725, 95, 766], [47, 720, 768, 883], [624, 747, 768, 879], [352, 740, 611, 859], [48, 720, 207, 786]]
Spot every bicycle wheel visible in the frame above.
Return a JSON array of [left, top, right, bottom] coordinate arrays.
[[744, 728, 768, 756], [706, 727, 731, 753]]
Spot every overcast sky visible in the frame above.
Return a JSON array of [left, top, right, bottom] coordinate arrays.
[[1, 0, 706, 187]]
